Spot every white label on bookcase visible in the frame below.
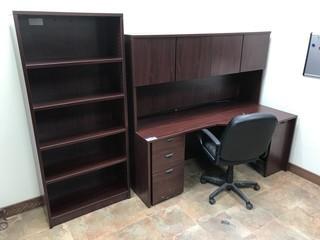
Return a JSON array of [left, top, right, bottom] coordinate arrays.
[[28, 18, 44, 26]]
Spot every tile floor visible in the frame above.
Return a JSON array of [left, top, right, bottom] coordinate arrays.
[[1, 159, 320, 240]]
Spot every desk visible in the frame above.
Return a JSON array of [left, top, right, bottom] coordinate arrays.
[[137, 102, 296, 139], [133, 102, 297, 206], [125, 32, 297, 207]]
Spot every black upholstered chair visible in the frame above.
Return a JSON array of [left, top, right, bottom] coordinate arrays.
[[198, 113, 277, 209]]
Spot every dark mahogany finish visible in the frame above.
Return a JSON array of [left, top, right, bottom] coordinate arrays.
[[152, 163, 184, 204], [152, 136, 185, 174], [251, 119, 297, 176], [241, 33, 270, 72], [126, 32, 296, 207], [137, 103, 296, 140], [176, 35, 243, 81], [136, 71, 262, 118], [13, 11, 130, 227], [129, 37, 176, 86], [133, 134, 152, 207]]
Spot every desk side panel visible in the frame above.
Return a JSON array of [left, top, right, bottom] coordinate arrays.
[[133, 134, 152, 207], [266, 118, 297, 176], [250, 118, 297, 176]]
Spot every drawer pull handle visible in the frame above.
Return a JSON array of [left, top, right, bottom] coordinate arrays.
[[165, 153, 174, 158], [167, 138, 175, 142], [165, 168, 174, 174]]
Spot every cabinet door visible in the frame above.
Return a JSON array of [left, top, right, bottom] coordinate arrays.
[[131, 37, 176, 86], [241, 33, 270, 72], [176, 35, 243, 81]]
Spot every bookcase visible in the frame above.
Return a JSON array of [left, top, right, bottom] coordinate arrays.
[[13, 11, 130, 227]]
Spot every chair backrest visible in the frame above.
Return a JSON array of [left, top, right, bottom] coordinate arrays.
[[220, 113, 277, 162]]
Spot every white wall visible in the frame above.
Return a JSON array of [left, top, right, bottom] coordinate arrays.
[[1, 0, 319, 207]]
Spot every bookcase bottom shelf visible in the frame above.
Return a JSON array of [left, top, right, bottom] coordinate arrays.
[[47, 163, 129, 227], [50, 188, 129, 227]]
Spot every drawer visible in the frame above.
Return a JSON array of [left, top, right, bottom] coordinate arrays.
[[152, 135, 185, 173], [152, 135, 185, 152], [152, 164, 184, 205]]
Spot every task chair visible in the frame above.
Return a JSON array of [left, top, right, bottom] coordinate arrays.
[[198, 113, 277, 209]]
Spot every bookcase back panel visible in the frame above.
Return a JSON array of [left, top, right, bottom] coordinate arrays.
[[47, 163, 128, 213], [18, 15, 121, 62], [35, 100, 124, 143], [42, 133, 126, 179], [28, 63, 123, 104]]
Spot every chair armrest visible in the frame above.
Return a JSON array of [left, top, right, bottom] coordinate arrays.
[[198, 129, 221, 162], [199, 129, 221, 147]]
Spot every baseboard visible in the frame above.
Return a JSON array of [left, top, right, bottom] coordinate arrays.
[[1, 164, 318, 218], [2, 196, 43, 217], [288, 163, 320, 186]]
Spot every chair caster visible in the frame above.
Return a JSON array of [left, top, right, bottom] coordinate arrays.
[[209, 198, 216, 205], [253, 184, 260, 191], [246, 202, 253, 210], [200, 176, 207, 184]]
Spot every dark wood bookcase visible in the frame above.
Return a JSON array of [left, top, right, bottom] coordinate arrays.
[[13, 11, 130, 227]]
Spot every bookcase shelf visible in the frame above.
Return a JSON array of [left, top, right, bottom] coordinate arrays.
[[14, 11, 129, 227], [33, 93, 124, 111], [48, 164, 128, 225], [46, 155, 127, 184], [39, 127, 126, 151], [43, 133, 127, 184], [28, 62, 124, 107], [26, 57, 123, 69]]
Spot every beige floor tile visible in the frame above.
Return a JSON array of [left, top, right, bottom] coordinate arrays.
[[197, 212, 251, 239], [96, 217, 163, 240], [3, 161, 320, 240], [0, 208, 49, 240], [150, 205, 197, 238], [277, 207, 320, 240], [173, 225, 213, 240], [63, 196, 151, 240], [0, 215, 24, 240], [21, 225, 73, 240], [251, 182, 310, 217], [233, 165, 271, 197], [297, 194, 320, 217], [243, 219, 310, 240], [225, 205, 274, 232], [178, 185, 239, 221]]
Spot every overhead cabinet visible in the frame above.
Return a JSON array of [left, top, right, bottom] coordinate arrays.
[[127, 32, 270, 86], [241, 33, 270, 72], [176, 35, 243, 81], [129, 37, 176, 86]]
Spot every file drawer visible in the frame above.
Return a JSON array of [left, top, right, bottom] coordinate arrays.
[[152, 164, 184, 204]]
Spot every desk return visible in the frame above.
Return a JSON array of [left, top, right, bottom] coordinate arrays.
[[125, 32, 297, 207]]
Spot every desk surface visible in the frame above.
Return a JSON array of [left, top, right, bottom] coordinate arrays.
[[137, 103, 297, 140]]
